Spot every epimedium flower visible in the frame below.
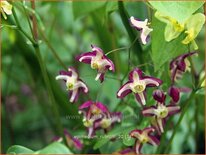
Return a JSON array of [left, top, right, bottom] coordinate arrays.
[[0, 0, 12, 19], [56, 67, 88, 103], [79, 101, 121, 138], [130, 16, 153, 45], [52, 129, 83, 150], [170, 52, 197, 83], [155, 12, 205, 50], [117, 68, 162, 106], [130, 127, 160, 154], [181, 13, 205, 50], [155, 11, 184, 42], [76, 45, 115, 83], [142, 90, 180, 133]]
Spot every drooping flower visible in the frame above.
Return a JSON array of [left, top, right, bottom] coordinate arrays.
[[52, 129, 83, 150], [76, 45, 115, 83], [130, 16, 153, 45], [117, 68, 162, 106], [130, 127, 160, 154], [56, 67, 88, 103], [142, 90, 180, 133], [168, 86, 180, 104], [0, 0, 12, 19], [170, 52, 197, 83], [155, 11, 184, 42], [64, 129, 83, 150], [79, 101, 121, 138], [182, 13, 205, 50]]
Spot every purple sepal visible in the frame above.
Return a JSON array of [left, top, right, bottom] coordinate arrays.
[[153, 90, 166, 103], [79, 101, 93, 109], [168, 86, 180, 103]]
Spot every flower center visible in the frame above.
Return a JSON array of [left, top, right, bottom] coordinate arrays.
[[139, 135, 149, 143], [100, 118, 111, 129], [66, 82, 74, 90], [157, 105, 168, 118], [91, 62, 99, 69], [133, 84, 145, 93], [182, 28, 195, 44], [83, 119, 93, 127], [91, 106, 101, 115]]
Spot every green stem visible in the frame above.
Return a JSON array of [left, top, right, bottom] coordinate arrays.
[[34, 46, 63, 135], [38, 27, 67, 70], [12, 8, 37, 45], [195, 97, 199, 153], [118, 1, 144, 65]]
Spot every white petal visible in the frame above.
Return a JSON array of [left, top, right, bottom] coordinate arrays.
[[141, 27, 153, 44], [95, 73, 102, 81], [79, 55, 93, 62], [56, 75, 68, 81], [157, 118, 164, 133], [139, 92, 146, 105], [88, 127, 94, 138], [117, 82, 131, 97], [75, 81, 88, 93], [70, 89, 78, 102], [142, 108, 155, 115], [143, 78, 159, 86], [130, 16, 147, 29]]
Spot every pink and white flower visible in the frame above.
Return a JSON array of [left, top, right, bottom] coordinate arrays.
[[79, 101, 121, 138], [56, 67, 88, 103], [130, 16, 153, 45], [130, 127, 160, 154], [117, 68, 162, 106], [170, 52, 197, 83], [142, 90, 180, 133], [76, 45, 115, 83], [52, 129, 83, 150]]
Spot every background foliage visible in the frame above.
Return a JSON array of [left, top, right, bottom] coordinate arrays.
[[1, 1, 205, 154]]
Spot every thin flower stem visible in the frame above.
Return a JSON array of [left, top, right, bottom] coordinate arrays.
[[118, 1, 144, 65], [105, 47, 128, 56], [38, 27, 68, 70], [195, 97, 199, 153], [30, 0, 63, 136], [22, 2, 33, 35], [12, 8, 37, 45]]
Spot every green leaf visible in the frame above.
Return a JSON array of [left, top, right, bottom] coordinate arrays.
[[35, 142, 73, 154], [149, 1, 204, 23], [7, 145, 34, 154], [72, 1, 106, 19], [151, 15, 187, 71], [7, 142, 73, 154], [122, 131, 135, 146]]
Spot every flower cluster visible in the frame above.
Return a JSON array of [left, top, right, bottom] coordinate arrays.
[[55, 15, 199, 154], [79, 101, 121, 138]]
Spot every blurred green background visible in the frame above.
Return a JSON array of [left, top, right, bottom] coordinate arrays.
[[1, 1, 205, 154]]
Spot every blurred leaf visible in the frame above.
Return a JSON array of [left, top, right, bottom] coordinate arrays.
[[151, 16, 187, 71], [106, 1, 118, 14], [149, 1, 204, 22], [122, 131, 135, 146], [72, 1, 106, 19], [7, 145, 34, 154], [35, 142, 73, 154], [7, 142, 72, 154]]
